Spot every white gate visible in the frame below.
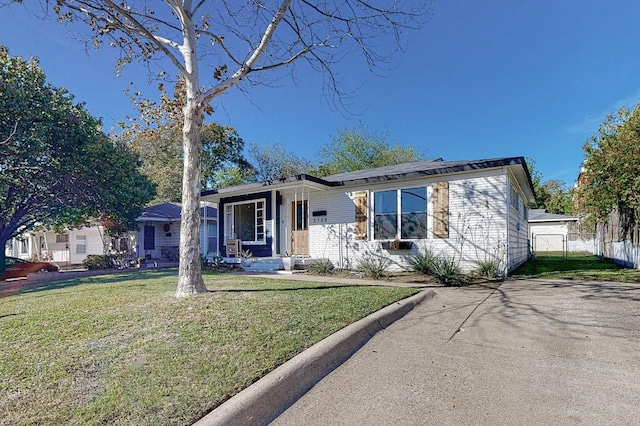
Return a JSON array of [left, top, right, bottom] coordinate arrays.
[[533, 234, 565, 254], [532, 233, 598, 257]]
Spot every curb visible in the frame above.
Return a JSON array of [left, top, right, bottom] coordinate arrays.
[[193, 289, 436, 426]]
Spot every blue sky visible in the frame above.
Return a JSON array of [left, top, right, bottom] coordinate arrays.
[[2, 1, 640, 186]]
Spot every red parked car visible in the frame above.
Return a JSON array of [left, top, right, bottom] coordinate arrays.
[[4, 257, 60, 279]]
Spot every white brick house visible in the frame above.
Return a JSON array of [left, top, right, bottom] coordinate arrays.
[[202, 157, 536, 274]]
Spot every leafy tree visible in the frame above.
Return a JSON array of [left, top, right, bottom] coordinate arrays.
[[248, 142, 312, 181], [200, 125, 253, 190], [119, 80, 252, 203], [126, 122, 251, 204], [540, 180, 573, 215], [210, 165, 257, 189], [526, 158, 573, 215], [574, 104, 640, 234], [527, 158, 544, 202], [27, 0, 431, 297], [316, 126, 423, 176], [127, 125, 183, 204], [0, 46, 155, 280]]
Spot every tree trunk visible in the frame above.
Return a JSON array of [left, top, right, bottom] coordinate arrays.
[[175, 97, 208, 297]]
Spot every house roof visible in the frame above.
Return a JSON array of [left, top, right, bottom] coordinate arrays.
[[202, 156, 536, 203], [528, 209, 578, 223], [136, 202, 217, 222]]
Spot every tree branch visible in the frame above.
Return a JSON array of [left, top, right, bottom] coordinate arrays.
[[0, 121, 18, 145], [200, 0, 293, 104]]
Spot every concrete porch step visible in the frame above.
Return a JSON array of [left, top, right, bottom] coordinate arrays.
[[245, 258, 285, 273]]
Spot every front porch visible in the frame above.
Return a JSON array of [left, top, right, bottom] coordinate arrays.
[[203, 175, 330, 260]]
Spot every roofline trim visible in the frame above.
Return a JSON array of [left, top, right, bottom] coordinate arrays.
[[202, 157, 535, 197]]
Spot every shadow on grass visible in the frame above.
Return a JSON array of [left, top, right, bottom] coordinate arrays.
[[210, 284, 386, 293], [0, 269, 179, 298]]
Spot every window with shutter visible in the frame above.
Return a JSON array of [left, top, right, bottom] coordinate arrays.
[[433, 182, 449, 239], [354, 191, 368, 240]]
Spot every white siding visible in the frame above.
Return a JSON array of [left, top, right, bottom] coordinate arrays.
[[426, 173, 508, 273], [69, 227, 104, 264], [136, 220, 217, 259], [7, 225, 108, 265], [507, 174, 530, 271], [530, 222, 570, 252], [530, 222, 570, 237], [308, 190, 359, 269], [308, 170, 515, 274]]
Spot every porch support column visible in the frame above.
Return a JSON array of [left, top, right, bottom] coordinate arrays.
[[271, 189, 278, 255]]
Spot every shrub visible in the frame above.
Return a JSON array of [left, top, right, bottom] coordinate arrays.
[[307, 260, 334, 275], [161, 246, 179, 261], [475, 260, 505, 279], [82, 255, 116, 270], [357, 255, 390, 280], [432, 255, 468, 286], [409, 248, 439, 274]]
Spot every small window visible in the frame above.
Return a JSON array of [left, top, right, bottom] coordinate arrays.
[[56, 234, 69, 243], [510, 185, 521, 212], [20, 239, 28, 254], [207, 223, 218, 254], [76, 235, 87, 254]]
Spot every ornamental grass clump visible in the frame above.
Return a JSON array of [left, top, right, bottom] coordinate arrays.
[[306, 260, 334, 275], [475, 260, 505, 279], [431, 254, 468, 286], [357, 255, 390, 280], [409, 248, 439, 275]]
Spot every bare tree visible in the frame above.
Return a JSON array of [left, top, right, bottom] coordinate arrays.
[[20, 0, 431, 297]]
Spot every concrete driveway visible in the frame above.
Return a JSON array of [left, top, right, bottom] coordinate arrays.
[[273, 278, 640, 425]]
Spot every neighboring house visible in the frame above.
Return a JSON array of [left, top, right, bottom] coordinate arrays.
[[202, 157, 536, 274], [528, 209, 579, 252], [4, 220, 133, 267], [135, 202, 217, 260]]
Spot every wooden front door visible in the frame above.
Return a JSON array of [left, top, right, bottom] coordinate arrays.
[[291, 201, 309, 255]]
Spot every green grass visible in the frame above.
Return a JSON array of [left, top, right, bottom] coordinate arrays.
[[512, 254, 640, 282], [0, 270, 418, 425]]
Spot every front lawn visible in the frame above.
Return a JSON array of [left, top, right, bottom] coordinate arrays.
[[512, 254, 640, 282], [0, 270, 418, 425]]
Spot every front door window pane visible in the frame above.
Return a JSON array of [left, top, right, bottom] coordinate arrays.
[[294, 201, 308, 230]]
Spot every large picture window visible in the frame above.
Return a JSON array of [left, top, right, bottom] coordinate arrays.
[[225, 199, 265, 244], [374, 187, 426, 240]]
